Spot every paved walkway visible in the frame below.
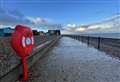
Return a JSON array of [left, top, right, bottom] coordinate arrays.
[[28, 37, 120, 82]]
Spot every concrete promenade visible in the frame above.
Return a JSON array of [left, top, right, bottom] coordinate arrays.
[[28, 37, 120, 82]]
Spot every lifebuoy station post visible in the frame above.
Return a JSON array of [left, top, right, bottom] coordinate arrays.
[[11, 25, 34, 82]]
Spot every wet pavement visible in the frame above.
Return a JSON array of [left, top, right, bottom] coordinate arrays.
[[28, 37, 120, 82]]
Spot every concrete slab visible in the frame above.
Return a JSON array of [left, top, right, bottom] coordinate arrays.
[[28, 37, 120, 82]]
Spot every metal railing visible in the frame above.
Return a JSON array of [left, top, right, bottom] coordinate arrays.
[[64, 35, 120, 58]]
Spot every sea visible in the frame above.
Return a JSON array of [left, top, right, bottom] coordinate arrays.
[[73, 33, 120, 39]]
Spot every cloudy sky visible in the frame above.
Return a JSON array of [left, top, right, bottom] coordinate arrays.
[[0, 0, 120, 32]]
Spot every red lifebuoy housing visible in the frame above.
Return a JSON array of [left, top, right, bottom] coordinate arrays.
[[11, 25, 34, 82]]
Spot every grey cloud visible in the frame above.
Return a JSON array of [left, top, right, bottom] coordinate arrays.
[[0, 7, 32, 25], [0, 8, 64, 30], [0, 8, 47, 26]]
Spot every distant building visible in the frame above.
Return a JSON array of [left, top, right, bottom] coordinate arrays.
[[32, 30, 39, 35], [39, 31, 45, 36], [48, 30, 61, 35], [0, 27, 14, 37], [32, 30, 45, 36]]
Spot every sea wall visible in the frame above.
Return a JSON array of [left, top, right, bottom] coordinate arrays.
[[0, 35, 60, 82]]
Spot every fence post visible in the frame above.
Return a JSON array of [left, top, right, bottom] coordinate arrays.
[[87, 36, 90, 45], [98, 37, 101, 49], [81, 36, 83, 42]]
